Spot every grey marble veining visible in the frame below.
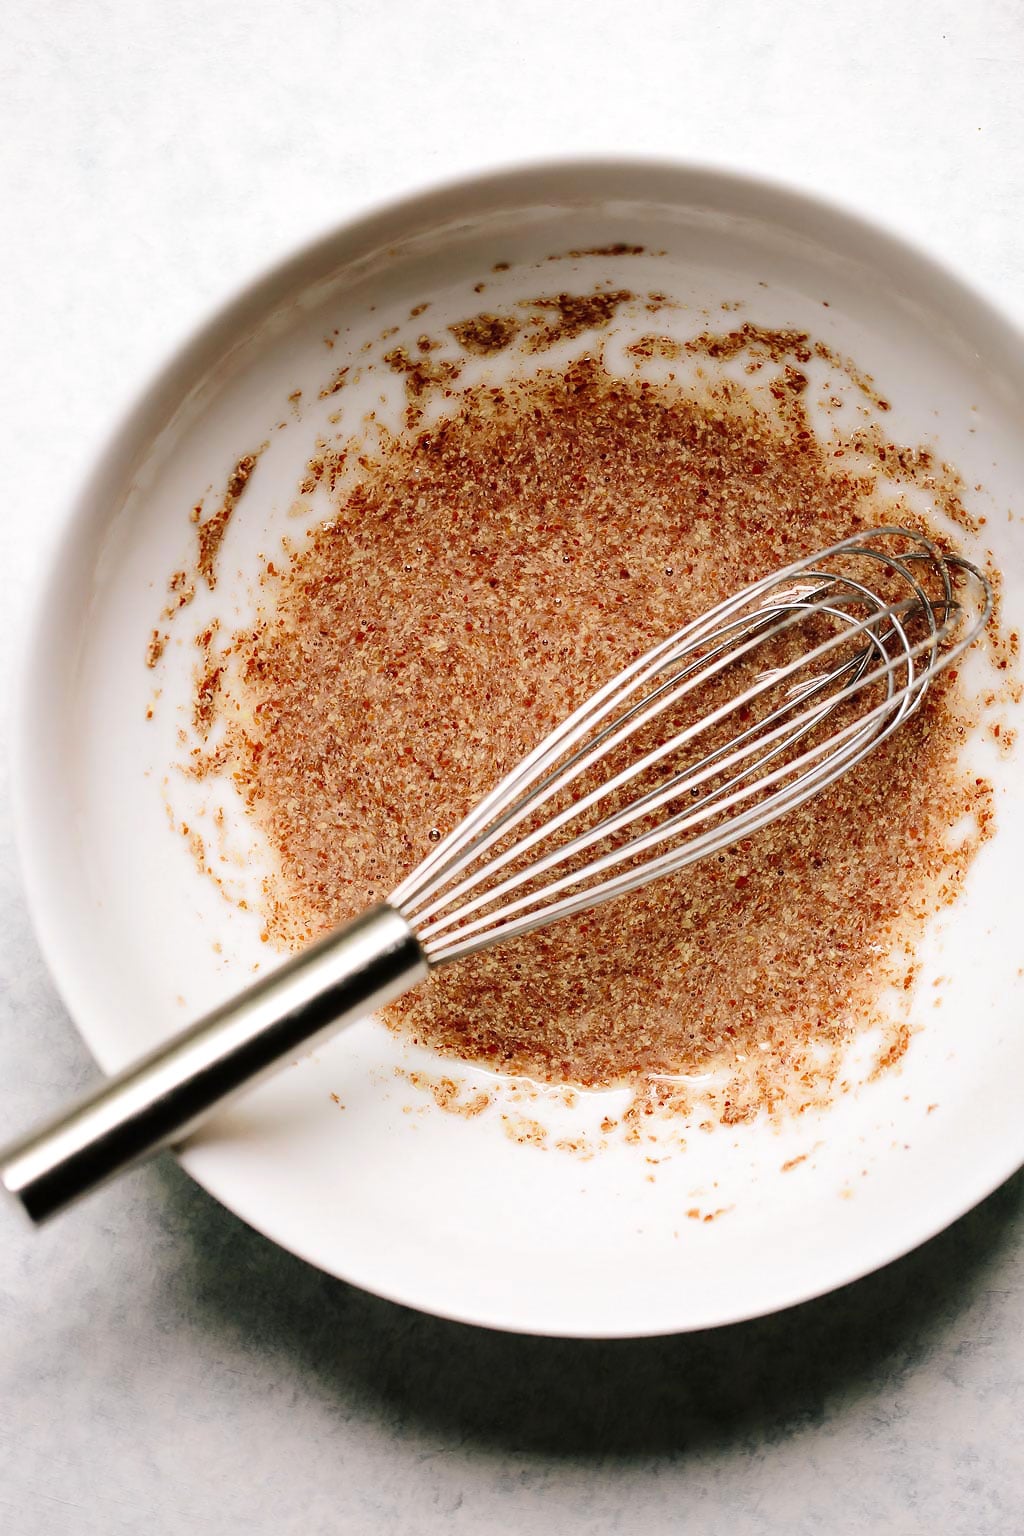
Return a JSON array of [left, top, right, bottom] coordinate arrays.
[[2, 2, 1023, 1531]]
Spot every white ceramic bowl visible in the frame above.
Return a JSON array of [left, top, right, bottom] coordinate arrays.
[[15, 161, 1024, 1337]]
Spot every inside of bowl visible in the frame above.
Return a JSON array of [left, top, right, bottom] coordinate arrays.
[[19, 167, 1024, 1334]]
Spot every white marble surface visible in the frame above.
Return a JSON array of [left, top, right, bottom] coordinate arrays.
[[2, 3, 1023, 1531]]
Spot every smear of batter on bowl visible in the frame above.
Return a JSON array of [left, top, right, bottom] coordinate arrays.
[[196, 447, 266, 590], [178, 298, 1015, 1126]]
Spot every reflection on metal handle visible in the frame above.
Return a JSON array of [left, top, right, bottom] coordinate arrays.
[[0, 904, 427, 1224]]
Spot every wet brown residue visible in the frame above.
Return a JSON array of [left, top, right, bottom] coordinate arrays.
[[181, 739, 230, 781], [196, 344, 1006, 1123], [145, 630, 168, 669], [193, 622, 223, 737], [989, 721, 1018, 757], [869, 1021, 913, 1079], [383, 345, 462, 399], [318, 365, 350, 399], [547, 243, 647, 260], [683, 324, 975, 532], [161, 568, 196, 621], [397, 1069, 492, 1118], [197, 447, 265, 590], [842, 423, 979, 534], [502, 1114, 549, 1147], [613, 1081, 693, 1148], [300, 444, 349, 496], [627, 333, 685, 362], [522, 289, 634, 351], [450, 313, 522, 356], [813, 340, 891, 411], [686, 322, 813, 366]]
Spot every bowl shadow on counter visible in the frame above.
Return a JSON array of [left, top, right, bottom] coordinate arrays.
[[149, 1154, 1023, 1459]]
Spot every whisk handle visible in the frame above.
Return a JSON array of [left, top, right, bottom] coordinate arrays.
[[0, 904, 427, 1224]]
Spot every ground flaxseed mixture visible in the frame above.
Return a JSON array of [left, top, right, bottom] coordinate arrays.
[[201, 351, 997, 1120]]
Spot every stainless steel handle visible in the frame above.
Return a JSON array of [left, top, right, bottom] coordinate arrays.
[[0, 903, 427, 1224]]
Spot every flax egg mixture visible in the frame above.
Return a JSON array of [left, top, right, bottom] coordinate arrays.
[[171, 294, 1012, 1125]]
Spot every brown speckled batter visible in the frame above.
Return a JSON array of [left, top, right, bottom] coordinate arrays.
[[204, 352, 997, 1119]]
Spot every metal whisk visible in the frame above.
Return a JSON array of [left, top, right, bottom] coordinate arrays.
[[0, 527, 990, 1221]]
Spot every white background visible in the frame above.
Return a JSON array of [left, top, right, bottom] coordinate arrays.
[[1, 3, 1022, 1532]]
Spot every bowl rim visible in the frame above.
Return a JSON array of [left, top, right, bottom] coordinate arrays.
[[12, 154, 1024, 1336]]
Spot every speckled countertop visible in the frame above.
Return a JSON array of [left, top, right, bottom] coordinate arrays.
[[1, 4, 1022, 1532]]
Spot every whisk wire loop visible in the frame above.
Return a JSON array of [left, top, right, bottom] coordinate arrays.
[[391, 528, 990, 965]]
